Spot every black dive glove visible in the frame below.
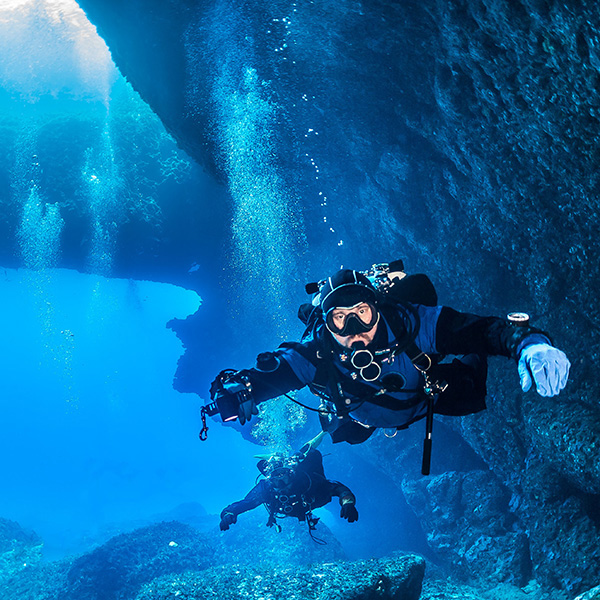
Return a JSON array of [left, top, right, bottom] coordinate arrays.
[[340, 499, 359, 523], [220, 512, 237, 531]]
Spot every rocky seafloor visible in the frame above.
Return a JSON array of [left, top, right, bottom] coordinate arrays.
[[0, 512, 596, 600]]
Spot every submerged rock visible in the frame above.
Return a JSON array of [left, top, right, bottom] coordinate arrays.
[[135, 554, 426, 600], [0, 517, 43, 581], [525, 399, 600, 495], [0, 517, 417, 600], [61, 518, 343, 599], [402, 470, 529, 586], [576, 585, 600, 600], [2, 516, 347, 600], [63, 521, 217, 600], [452, 381, 600, 594]]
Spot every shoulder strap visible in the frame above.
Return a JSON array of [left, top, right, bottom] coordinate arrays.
[[289, 303, 432, 411], [378, 302, 420, 357]]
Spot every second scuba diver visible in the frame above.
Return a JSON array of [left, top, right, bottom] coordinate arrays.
[[219, 437, 358, 533]]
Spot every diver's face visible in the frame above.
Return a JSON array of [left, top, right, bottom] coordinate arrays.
[[270, 468, 293, 488], [330, 303, 379, 348]]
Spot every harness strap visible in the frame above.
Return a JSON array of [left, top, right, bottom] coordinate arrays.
[[315, 302, 432, 412], [291, 303, 447, 446]]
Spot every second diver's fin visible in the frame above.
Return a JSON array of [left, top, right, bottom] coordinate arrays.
[[298, 431, 327, 457], [253, 431, 327, 461]]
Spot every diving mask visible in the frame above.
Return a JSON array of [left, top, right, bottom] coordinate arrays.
[[326, 302, 379, 337], [258, 453, 301, 477]]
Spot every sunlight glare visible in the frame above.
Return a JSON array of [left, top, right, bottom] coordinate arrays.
[[0, 0, 117, 102]]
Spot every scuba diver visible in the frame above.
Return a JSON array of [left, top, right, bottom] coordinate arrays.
[[219, 436, 358, 534], [203, 262, 570, 474]]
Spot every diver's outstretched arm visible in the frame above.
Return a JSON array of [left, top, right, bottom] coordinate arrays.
[[219, 481, 268, 531], [329, 481, 358, 523], [210, 351, 307, 424], [435, 307, 570, 397]]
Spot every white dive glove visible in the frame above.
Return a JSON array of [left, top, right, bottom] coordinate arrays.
[[518, 343, 570, 397]]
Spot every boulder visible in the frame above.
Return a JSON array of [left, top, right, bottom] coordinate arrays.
[[0, 517, 43, 581], [0, 517, 412, 600], [135, 554, 426, 600], [525, 399, 600, 495], [63, 521, 217, 600], [576, 585, 600, 600], [402, 470, 529, 586]]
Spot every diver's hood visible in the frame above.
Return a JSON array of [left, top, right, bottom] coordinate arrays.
[[319, 269, 377, 314]]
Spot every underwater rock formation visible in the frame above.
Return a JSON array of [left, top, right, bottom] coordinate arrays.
[[68, 0, 600, 594], [62, 517, 344, 599], [64, 521, 217, 600], [446, 374, 600, 593], [0, 517, 43, 581], [0, 518, 422, 600], [134, 554, 426, 600], [576, 586, 600, 600], [402, 470, 529, 586]]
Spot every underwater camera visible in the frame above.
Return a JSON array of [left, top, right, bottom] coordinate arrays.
[[366, 259, 407, 293], [204, 370, 252, 422]]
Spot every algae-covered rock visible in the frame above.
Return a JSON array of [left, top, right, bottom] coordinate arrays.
[[525, 398, 600, 495], [0, 560, 71, 600], [6, 516, 346, 600], [0, 517, 43, 582], [135, 554, 426, 600], [0, 516, 420, 600], [520, 489, 600, 594], [63, 521, 217, 600]]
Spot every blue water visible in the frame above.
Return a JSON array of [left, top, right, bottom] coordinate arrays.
[[0, 267, 262, 557], [0, 0, 259, 558], [0, 0, 421, 567]]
